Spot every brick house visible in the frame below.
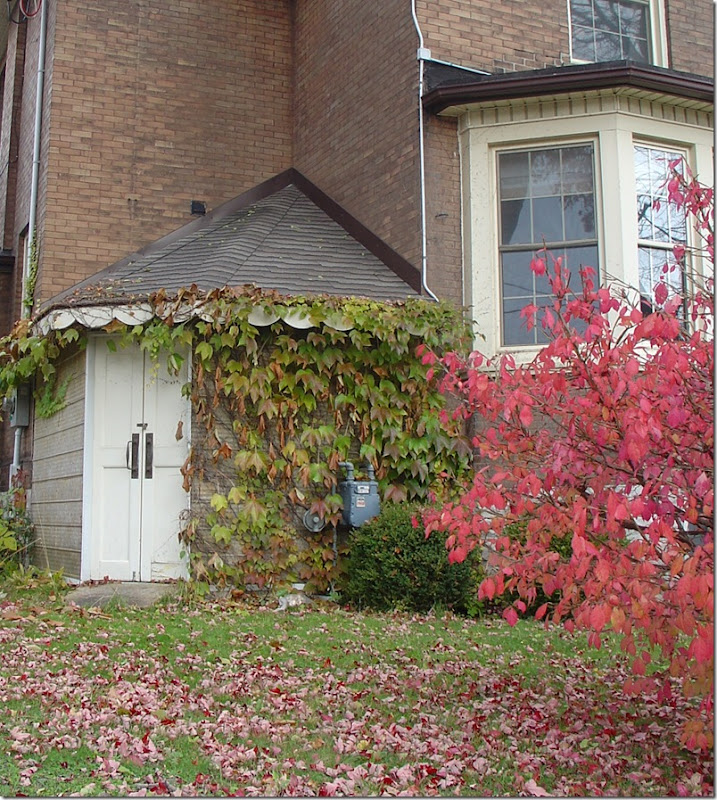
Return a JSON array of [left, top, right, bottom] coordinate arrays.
[[0, 0, 712, 580]]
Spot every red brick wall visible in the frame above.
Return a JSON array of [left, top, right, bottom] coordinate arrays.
[[416, 0, 713, 76], [0, 271, 12, 335], [417, 0, 569, 73], [415, 0, 714, 308], [666, 0, 714, 76], [35, 0, 293, 303], [424, 115, 463, 306], [293, 0, 422, 273], [0, 23, 26, 254]]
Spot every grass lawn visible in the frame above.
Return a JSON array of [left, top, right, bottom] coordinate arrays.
[[0, 573, 712, 797]]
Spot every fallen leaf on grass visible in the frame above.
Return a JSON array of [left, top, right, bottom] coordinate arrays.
[[1, 609, 33, 621], [524, 778, 551, 796]]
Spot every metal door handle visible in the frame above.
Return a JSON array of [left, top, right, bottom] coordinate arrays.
[[126, 434, 139, 479], [145, 433, 153, 479]]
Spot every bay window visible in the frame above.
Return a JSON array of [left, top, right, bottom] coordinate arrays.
[[457, 88, 712, 358], [498, 145, 598, 345]]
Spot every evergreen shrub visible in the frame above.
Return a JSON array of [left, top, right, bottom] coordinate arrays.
[[342, 503, 482, 615]]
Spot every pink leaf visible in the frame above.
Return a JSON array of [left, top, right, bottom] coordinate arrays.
[[503, 606, 519, 627], [525, 779, 550, 796]]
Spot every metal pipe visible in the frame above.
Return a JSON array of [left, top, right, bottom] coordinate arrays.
[[22, 0, 48, 318], [9, 426, 22, 486], [11, 0, 48, 485], [410, 0, 438, 301], [424, 56, 490, 76]]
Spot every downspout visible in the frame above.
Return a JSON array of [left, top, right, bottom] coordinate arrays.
[[23, 0, 48, 319], [10, 0, 47, 486], [410, 0, 438, 301]]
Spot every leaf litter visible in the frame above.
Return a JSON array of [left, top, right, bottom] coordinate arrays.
[[0, 596, 712, 797]]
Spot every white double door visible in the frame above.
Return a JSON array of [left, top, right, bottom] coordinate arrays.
[[86, 339, 190, 581]]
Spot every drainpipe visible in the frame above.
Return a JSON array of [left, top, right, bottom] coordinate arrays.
[[10, 0, 48, 486], [22, 0, 48, 318], [410, 0, 438, 301]]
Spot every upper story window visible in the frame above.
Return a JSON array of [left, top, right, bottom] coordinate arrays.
[[498, 144, 598, 346], [635, 144, 687, 306], [570, 0, 652, 63]]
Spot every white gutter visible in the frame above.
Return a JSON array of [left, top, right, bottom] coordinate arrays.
[[410, 0, 438, 301], [11, 0, 48, 486]]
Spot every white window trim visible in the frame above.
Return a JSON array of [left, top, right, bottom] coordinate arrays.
[[459, 92, 713, 359], [566, 0, 669, 68]]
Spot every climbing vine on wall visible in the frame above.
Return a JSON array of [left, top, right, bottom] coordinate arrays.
[[0, 286, 474, 591]]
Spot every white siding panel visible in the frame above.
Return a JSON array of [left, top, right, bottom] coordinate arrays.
[[31, 349, 86, 580]]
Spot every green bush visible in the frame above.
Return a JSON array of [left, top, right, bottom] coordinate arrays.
[[0, 488, 34, 574], [342, 504, 482, 615]]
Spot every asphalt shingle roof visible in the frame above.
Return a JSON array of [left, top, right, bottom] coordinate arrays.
[[46, 170, 420, 310]]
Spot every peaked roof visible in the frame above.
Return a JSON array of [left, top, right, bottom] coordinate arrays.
[[45, 169, 421, 311]]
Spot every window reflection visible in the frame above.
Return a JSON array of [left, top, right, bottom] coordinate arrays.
[[635, 144, 687, 309], [571, 0, 651, 64], [498, 144, 598, 346]]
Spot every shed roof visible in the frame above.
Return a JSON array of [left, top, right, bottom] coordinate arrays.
[[45, 169, 421, 312]]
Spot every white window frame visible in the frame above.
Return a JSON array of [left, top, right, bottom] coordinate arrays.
[[567, 0, 669, 68], [458, 94, 713, 359]]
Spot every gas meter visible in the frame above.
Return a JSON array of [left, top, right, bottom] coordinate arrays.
[[338, 461, 380, 527]]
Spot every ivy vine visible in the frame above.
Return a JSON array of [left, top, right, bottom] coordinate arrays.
[[1, 286, 474, 591], [22, 235, 39, 315]]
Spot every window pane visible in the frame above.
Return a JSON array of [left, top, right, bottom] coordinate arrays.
[[572, 26, 596, 60], [669, 203, 687, 243], [634, 146, 651, 193], [619, 1, 648, 36], [502, 298, 533, 345], [651, 201, 670, 243], [564, 244, 599, 273], [501, 199, 532, 245], [501, 251, 534, 296], [571, 0, 594, 26], [499, 151, 530, 198], [532, 196, 563, 243], [593, 0, 620, 33], [624, 36, 649, 62], [503, 298, 551, 345], [636, 194, 653, 239], [561, 146, 594, 193], [639, 246, 683, 301], [595, 30, 622, 60], [530, 150, 561, 196], [563, 194, 595, 240]]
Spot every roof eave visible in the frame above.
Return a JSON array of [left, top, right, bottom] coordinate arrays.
[[422, 62, 715, 114]]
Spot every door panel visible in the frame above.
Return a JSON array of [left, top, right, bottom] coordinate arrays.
[[88, 340, 189, 581], [92, 343, 144, 580], [142, 361, 190, 579]]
